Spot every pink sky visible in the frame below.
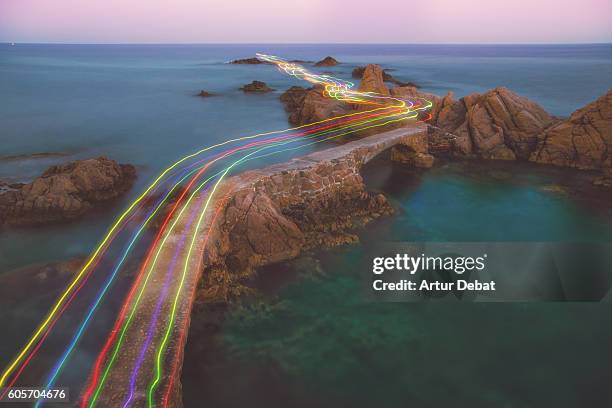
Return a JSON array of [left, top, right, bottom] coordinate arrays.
[[1, 0, 611, 43]]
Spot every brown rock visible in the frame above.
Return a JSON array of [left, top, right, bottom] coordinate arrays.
[[0, 157, 136, 226], [430, 87, 556, 160], [390, 132, 435, 168], [358, 64, 390, 96], [197, 90, 213, 97], [279, 85, 352, 126], [240, 80, 274, 93], [229, 57, 267, 64], [531, 90, 611, 170], [352, 66, 418, 87], [314, 56, 339, 67]]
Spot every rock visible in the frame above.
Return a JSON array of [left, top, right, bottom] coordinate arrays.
[[593, 169, 612, 188], [195, 127, 429, 304], [197, 90, 213, 97], [531, 90, 611, 170], [358, 64, 390, 96], [0, 157, 136, 226], [390, 132, 435, 168], [240, 80, 274, 93], [352, 66, 418, 87], [229, 57, 267, 64], [279, 85, 352, 126], [314, 56, 339, 67], [430, 87, 557, 160]]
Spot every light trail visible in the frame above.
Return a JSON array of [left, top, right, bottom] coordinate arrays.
[[0, 54, 432, 407]]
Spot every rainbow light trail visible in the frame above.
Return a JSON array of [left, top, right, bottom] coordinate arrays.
[[0, 54, 432, 407]]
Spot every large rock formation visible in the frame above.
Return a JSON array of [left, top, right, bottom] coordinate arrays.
[[358, 64, 390, 96], [429, 87, 557, 160], [314, 56, 339, 67], [0, 157, 136, 226], [531, 90, 611, 170]]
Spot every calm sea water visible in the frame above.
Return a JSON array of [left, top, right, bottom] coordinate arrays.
[[1, 44, 612, 406], [1, 43, 611, 270]]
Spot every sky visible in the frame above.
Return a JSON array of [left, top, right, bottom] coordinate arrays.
[[1, 0, 611, 44]]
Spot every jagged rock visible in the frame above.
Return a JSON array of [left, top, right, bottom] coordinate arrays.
[[229, 57, 267, 64], [531, 90, 611, 170], [314, 56, 339, 67], [352, 66, 418, 87], [0, 157, 136, 226], [358, 64, 390, 96], [240, 80, 274, 93], [197, 90, 213, 97], [430, 87, 557, 160]]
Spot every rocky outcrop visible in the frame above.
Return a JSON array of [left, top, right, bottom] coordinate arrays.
[[240, 81, 274, 93], [428, 87, 557, 160], [196, 125, 427, 304], [531, 90, 611, 170], [358, 64, 390, 96], [197, 90, 213, 97], [0, 157, 136, 226], [280, 85, 352, 126], [352, 66, 418, 87], [229, 57, 267, 64], [279, 64, 396, 126], [314, 56, 339, 67]]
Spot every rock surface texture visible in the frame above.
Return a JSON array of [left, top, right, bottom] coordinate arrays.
[[531, 90, 611, 170], [427, 87, 558, 160], [0, 157, 136, 226]]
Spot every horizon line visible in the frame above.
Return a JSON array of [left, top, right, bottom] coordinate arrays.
[[2, 41, 612, 46]]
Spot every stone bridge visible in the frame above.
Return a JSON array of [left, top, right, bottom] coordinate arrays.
[[93, 123, 427, 407]]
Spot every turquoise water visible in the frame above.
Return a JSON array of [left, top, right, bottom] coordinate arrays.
[[1, 43, 611, 270], [182, 160, 612, 407]]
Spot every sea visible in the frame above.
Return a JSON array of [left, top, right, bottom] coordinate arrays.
[[1, 43, 611, 406]]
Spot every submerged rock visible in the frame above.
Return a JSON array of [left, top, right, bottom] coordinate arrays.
[[240, 80, 274, 93], [0, 157, 136, 226], [314, 56, 339, 67]]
